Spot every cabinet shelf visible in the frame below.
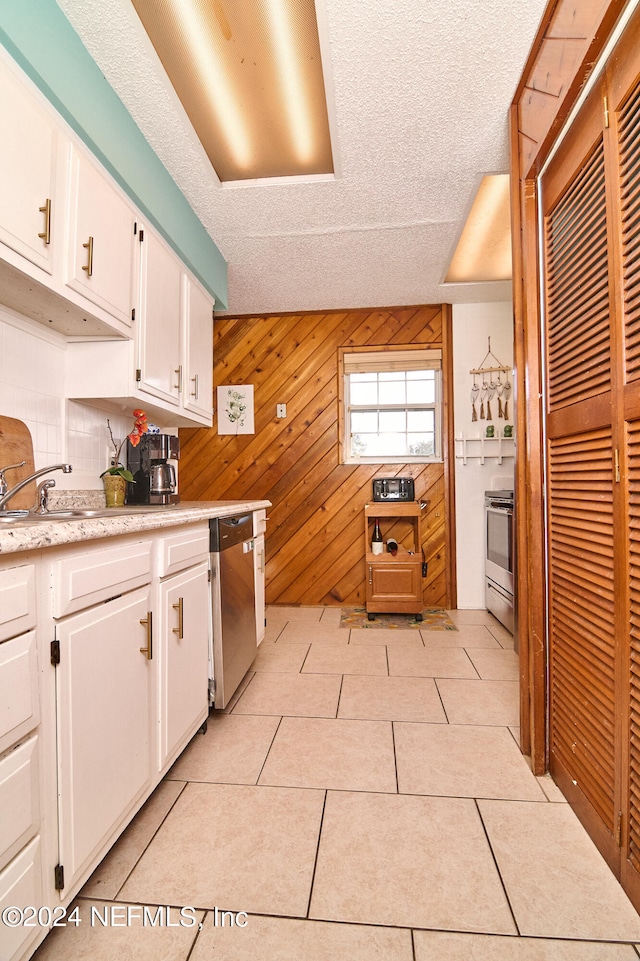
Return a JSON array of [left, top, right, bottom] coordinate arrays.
[[454, 434, 515, 465]]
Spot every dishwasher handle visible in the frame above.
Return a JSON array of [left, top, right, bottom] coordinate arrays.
[[210, 513, 254, 551]]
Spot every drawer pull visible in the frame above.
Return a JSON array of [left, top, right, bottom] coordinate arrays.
[[172, 597, 184, 639], [38, 198, 51, 245], [82, 236, 94, 276], [139, 611, 153, 659]]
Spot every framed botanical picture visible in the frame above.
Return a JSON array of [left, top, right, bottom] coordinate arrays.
[[217, 385, 255, 434]]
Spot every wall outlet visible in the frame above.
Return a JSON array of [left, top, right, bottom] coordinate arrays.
[[276, 404, 287, 418]]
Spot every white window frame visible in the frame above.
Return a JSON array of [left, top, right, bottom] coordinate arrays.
[[339, 347, 443, 465]]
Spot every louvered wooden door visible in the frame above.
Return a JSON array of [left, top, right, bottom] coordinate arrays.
[[542, 81, 621, 873], [541, 12, 640, 904], [612, 28, 640, 906]]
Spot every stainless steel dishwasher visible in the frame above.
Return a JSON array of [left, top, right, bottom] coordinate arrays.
[[209, 513, 257, 709]]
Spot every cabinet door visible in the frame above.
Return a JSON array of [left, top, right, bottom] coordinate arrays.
[[0, 62, 58, 274], [158, 562, 209, 772], [66, 145, 136, 328], [55, 587, 153, 892], [366, 559, 422, 611], [183, 274, 214, 421], [0, 837, 43, 961], [0, 631, 39, 756], [254, 533, 266, 646], [137, 229, 182, 406]]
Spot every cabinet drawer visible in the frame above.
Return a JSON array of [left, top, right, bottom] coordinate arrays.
[[0, 631, 39, 756], [158, 525, 209, 578], [0, 837, 43, 961], [0, 736, 40, 872], [53, 540, 152, 618], [0, 565, 36, 643]]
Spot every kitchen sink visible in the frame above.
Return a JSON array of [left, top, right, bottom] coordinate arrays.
[[0, 513, 43, 525], [43, 505, 179, 519], [0, 505, 179, 524], [45, 509, 111, 518]]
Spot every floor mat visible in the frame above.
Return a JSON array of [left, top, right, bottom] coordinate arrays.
[[340, 607, 458, 630]]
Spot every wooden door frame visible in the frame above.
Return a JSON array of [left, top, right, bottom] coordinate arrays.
[[442, 304, 457, 610], [510, 0, 631, 776]]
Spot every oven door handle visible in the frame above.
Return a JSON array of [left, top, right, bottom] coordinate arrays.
[[486, 504, 514, 515]]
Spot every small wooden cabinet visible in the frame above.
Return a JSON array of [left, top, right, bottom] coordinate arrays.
[[364, 503, 424, 619]]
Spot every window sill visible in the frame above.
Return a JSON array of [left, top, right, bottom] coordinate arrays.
[[343, 457, 443, 466]]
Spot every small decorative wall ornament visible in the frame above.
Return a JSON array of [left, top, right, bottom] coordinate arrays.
[[217, 385, 255, 434], [469, 338, 511, 423], [470, 382, 479, 421]]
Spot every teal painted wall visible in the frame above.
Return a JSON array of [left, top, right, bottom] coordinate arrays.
[[0, 0, 228, 308]]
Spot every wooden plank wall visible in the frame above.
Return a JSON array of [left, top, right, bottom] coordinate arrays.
[[179, 305, 453, 608], [515, 0, 626, 179]]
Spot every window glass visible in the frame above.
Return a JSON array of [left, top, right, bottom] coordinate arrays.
[[350, 381, 378, 405], [344, 365, 441, 463]]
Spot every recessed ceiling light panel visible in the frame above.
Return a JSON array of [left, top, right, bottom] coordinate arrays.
[[445, 174, 512, 283], [130, 0, 334, 182]]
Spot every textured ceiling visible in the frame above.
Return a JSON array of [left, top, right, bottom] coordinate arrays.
[[56, 0, 548, 315]]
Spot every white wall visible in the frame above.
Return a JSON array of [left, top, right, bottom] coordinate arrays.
[[452, 302, 514, 609], [0, 307, 131, 490]]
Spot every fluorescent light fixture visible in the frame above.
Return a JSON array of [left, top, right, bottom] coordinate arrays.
[[130, 0, 334, 182], [445, 174, 512, 283]]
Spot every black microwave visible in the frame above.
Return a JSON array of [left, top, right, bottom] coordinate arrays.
[[372, 477, 415, 502]]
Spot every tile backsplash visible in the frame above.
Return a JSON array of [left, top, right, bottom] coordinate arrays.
[[0, 309, 130, 489]]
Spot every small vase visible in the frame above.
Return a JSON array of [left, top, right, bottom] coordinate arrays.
[[103, 474, 127, 508]]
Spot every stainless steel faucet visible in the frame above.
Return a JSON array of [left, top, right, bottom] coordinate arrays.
[[0, 463, 73, 512]]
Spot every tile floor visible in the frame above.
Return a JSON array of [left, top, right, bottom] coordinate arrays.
[[34, 607, 640, 960]]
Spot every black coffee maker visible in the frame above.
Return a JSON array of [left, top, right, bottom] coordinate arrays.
[[126, 433, 180, 505]]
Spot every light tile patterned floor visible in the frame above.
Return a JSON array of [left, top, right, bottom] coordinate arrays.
[[34, 607, 640, 961]]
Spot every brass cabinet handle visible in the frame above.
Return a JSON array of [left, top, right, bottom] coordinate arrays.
[[139, 611, 153, 659], [82, 236, 94, 276], [368, 565, 372, 585], [172, 597, 184, 638], [38, 198, 51, 245], [174, 365, 183, 392], [191, 374, 199, 399]]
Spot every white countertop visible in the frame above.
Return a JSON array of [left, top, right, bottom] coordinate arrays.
[[0, 500, 271, 555]]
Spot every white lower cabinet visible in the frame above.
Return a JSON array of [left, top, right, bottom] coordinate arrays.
[[254, 533, 266, 646], [253, 510, 267, 646], [0, 838, 43, 961], [0, 511, 265, 960], [158, 561, 210, 773], [54, 586, 154, 892], [48, 525, 210, 902], [0, 560, 43, 961]]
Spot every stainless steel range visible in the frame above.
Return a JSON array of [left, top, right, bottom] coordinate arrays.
[[484, 489, 515, 635]]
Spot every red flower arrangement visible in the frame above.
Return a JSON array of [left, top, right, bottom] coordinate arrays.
[[101, 410, 148, 482]]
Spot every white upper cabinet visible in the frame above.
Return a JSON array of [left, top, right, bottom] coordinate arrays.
[[0, 51, 216, 426], [66, 240, 214, 427], [65, 145, 137, 331], [137, 228, 182, 406], [183, 273, 214, 420], [0, 62, 58, 275]]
